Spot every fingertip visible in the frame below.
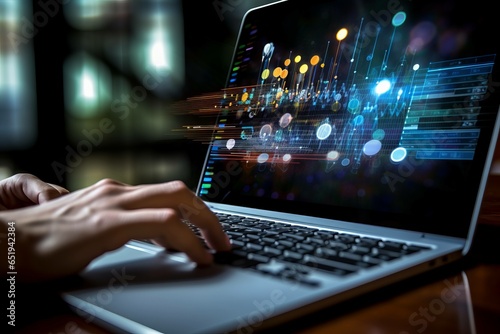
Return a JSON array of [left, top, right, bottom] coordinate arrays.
[[223, 235, 232, 251], [194, 251, 214, 267]]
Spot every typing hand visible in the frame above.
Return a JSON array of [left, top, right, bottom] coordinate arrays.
[[0, 175, 231, 282]]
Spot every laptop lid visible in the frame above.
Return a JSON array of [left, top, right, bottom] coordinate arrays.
[[197, 0, 500, 245]]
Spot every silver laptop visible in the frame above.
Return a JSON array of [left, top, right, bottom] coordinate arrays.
[[61, 0, 500, 333]]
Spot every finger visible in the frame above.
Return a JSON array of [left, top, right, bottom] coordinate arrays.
[[91, 209, 215, 266], [11, 173, 67, 205], [116, 181, 231, 252], [39, 184, 70, 202], [48, 183, 70, 195]]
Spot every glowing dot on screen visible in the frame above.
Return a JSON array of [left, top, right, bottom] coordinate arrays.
[[372, 128, 385, 140], [241, 92, 248, 102], [353, 114, 364, 126], [279, 113, 293, 128], [413, 64, 420, 71], [347, 98, 360, 113], [375, 79, 391, 95], [363, 139, 382, 156], [391, 147, 407, 162], [392, 11, 407, 27], [299, 64, 308, 74], [316, 123, 332, 140], [257, 153, 269, 163], [341, 158, 350, 166], [226, 138, 235, 150], [261, 69, 270, 80], [283, 154, 292, 162], [273, 67, 282, 78], [326, 150, 340, 161], [336, 28, 348, 41], [280, 69, 288, 79], [331, 101, 341, 112], [310, 55, 320, 66], [259, 124, 273, 139]]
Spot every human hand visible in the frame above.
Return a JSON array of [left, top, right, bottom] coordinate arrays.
[[0, 176, 231, 282], [0, 173, 69, 210]]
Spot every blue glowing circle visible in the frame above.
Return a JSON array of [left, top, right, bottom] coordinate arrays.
[[316, 123, 332, 140], [392, 11, 407, 27], [353, 114, 364, 126], [257, 153, 269, 163], [391, 147, 407, 162], [347, 98, 360, 113], [372, 128, 385, 140], [363, 139, 382, 156]]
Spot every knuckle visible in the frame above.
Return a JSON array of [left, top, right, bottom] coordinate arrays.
[[92, 179, 123, 196], [167, 180, 189, 193]]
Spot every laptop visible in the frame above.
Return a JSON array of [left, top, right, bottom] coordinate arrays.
[[60, 0, 500, 333]]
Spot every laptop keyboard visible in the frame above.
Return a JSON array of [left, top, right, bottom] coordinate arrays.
[[187, 212, 431, 287]]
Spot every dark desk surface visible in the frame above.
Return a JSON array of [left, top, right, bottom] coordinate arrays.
[[11, 174, 500, 334]]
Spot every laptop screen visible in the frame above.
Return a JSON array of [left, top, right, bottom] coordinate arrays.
[[197, 0, 500, 238]]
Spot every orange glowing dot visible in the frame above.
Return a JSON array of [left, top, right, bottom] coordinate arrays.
[[280, 69, 289, 79], [310, 55, 320, 66], [273, 67, 283, 77]]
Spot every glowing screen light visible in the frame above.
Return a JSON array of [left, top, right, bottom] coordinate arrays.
[[391, 147, 407, 162], [336, 28, 348, 41], [363, 139, 382, 156], [316, 123, 332, 140], [375, 79, 391, 95]]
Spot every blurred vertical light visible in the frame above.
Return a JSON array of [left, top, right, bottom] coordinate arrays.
[[0, 0, 37, 150], [150, 35, 168, 69], [81, 71, 97, 99], [64, 52, 112, 118], [131, 0, 184, 98], [64, 0, 109, 30]]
